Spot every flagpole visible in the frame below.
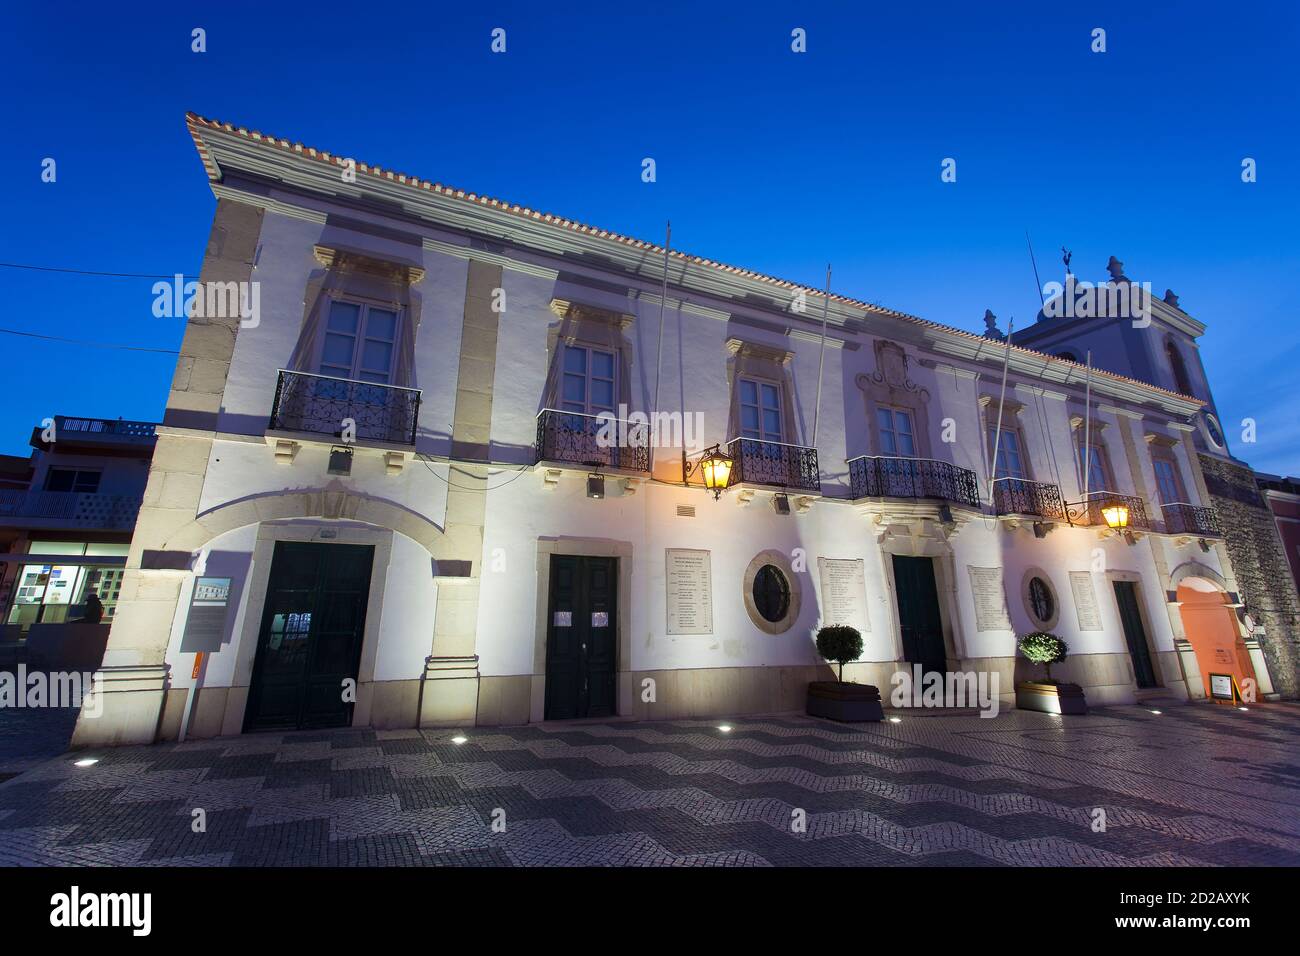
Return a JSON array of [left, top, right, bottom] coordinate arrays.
[[1083, 350, 1093, 503], [812, 264, 831, 447], [652, 221, 670, 457], [988, 316, 1015, 506]]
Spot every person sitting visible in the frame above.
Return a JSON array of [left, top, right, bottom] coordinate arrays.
[[74, 591, 104, 624]]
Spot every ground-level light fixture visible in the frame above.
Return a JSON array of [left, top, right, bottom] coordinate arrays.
[[1149, 710, 1162, 715], [682, 443, 734, 500], [1101, 498, 1130, 530], [717, 724, 733, 733], [451, 735, 468, 745], [73, 757, 99, 768], [887, 716, 902, 724]]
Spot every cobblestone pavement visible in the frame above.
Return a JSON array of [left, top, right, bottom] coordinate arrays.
[[0, 706, 78, 784], [0, 701, 1296, 866]]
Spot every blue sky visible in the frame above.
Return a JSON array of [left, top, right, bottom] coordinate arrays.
[[2, 2, 1297, 472]]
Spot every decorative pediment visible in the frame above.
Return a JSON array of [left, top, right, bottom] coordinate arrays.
[[725, 336, 794, 365], [313, 244, 424, 284], [979, 394, 1025, 417], [1069, 414, 1108, 431], [550, 298, 635, 330]]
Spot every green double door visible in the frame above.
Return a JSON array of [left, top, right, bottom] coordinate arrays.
[[544, 555, 617, 720], [245, 542, 375, 732], [892, 555, 947, 678]]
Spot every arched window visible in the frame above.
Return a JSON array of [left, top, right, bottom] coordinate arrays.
[[1166, 340, 1193, 396]]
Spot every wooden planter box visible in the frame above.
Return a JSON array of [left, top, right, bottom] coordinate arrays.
[[1015, 680, 1087, 715], [806, 681, 884, 722]]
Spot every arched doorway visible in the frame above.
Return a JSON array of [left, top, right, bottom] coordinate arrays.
[[1176, 576, 1256, 701]]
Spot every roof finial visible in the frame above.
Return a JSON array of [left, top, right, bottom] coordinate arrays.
[[1106, 255, 1127, 282]]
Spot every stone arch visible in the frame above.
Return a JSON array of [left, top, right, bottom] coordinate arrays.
[[161, 486, 443, 554], [1168, 560, 1228, 595]]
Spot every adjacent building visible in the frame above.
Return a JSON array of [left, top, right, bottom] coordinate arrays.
[[1255, 473, 1300, 605], [71, 114, 1292, 747], [0, 417, 156, 666]]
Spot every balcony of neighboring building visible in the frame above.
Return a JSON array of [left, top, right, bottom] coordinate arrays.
[[0, 488, 143, 531], [847, 455, 982, 510], [30, 416, 157, 454]]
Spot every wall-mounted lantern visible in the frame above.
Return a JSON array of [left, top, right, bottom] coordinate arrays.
[[1101, 498, 1130, 530], [682, 444, 734, 501]]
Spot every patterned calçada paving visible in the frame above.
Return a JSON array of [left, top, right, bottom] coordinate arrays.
[[0, 702, 1296, 866]]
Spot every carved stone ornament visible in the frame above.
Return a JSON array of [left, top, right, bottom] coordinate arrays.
[[858, 341, 929, 402]]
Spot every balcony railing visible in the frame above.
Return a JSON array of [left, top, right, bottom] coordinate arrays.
[[725, 437, 820, 492], [535, 409, 651, 473], [0, 490, 142, 529], [269, 370, 421, 445], [992, 477, 1065, 519], [847, 456, 982, 509], [55, 417, 156, 438], [1162, 501, 1222, 537], [1064, 491, 1151, 531]]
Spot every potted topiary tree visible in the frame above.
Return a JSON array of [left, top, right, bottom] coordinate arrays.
[[1015, 632, 1087, 715], [806, 624, 883, 722]]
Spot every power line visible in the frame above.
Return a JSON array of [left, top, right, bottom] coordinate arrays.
[[0, 327, 179, 354], [0, 261, 197, 280], [417, 453, 531, 492]]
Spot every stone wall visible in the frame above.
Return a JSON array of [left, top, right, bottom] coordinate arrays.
[[1199, 453, 1300, 697]]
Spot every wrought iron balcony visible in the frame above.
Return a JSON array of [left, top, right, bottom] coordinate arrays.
[[1162, 502, 1222, 537], [847, 456, 982, 509], [0, 490, 142, 529], [992, 477, 1065, 519], [1064, 491, 1151, 531], [725, 437, 820, 492], [535, 409, 651, 473], [269, 370, 421, 445]]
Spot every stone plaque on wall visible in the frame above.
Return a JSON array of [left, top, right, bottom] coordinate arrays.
[[967, 565, 1012, 632], [1068, 571, 1104, 631], [817, 557, 870, 633], [666, 548, 713, 635]]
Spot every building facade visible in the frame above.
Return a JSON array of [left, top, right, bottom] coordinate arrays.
[[71, 115, 1288, 747]]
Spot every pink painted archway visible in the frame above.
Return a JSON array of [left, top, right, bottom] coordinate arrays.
[[1176, 577, 1257, 701]]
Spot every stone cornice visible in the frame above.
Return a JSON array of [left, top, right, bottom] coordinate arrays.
[[421, 237, 558, 280], [635, 292, 730, 323]]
